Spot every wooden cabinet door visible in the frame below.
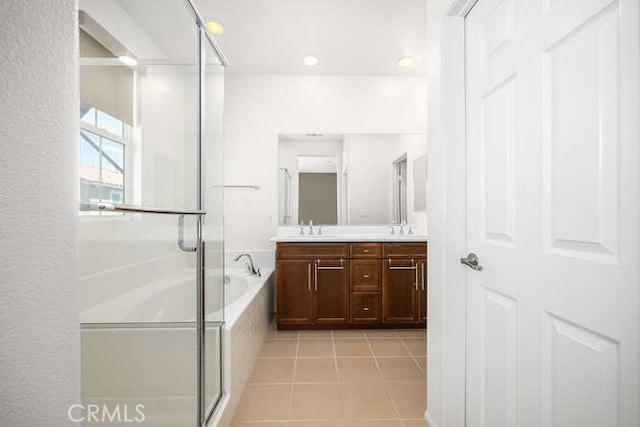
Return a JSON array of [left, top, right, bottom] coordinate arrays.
[[313, 259, 350, 324], [382, 258, 418, 324], [417, 259, 427, 325], [276, 260, 313, 325]]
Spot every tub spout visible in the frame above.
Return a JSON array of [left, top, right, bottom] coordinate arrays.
[[233, 253, 261, 276]]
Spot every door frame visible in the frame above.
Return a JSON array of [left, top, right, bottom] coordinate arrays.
[[426, 1, 478, 426]]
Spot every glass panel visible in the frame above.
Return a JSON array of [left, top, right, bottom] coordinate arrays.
[[79, 0, 200, 211], [79, 1, 208, 426], [80, 213, 199, 426], [80, 131, 101, 204], [100, 138, 125, 203], [202, 29, 226, 421], [97, 110, 124, 138], [80, 106, 96, 126]]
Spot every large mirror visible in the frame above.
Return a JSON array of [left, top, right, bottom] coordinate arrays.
[[278, 133, 427, 226]]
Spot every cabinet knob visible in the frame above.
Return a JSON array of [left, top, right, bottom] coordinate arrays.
[[363, 307, 370, 312], [363, 249, 370, 253], [364, 274, 370, 278]]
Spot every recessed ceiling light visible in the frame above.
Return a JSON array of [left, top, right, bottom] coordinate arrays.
[[207, 21, 224, 34], [118, 55, 137, 67], [397, 56, 415, 68], [302, 55, 319, 66]]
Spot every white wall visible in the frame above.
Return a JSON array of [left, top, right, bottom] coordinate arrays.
[[0, 1, 81, 425], [224, 74, 427, 254]]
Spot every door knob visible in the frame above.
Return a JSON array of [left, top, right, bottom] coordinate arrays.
[[460, 253, 483, 271]]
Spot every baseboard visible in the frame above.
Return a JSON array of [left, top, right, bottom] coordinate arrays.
[[425, 409, 439, 427]]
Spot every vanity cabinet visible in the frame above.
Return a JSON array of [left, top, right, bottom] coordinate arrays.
[[382, 243, 427, 325], [276, 241, 426, 329], [276, 243, 350, 326]]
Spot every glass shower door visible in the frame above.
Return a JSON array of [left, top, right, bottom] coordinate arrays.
[[78, 1, 226, 425], [201, 29, 226, 423]]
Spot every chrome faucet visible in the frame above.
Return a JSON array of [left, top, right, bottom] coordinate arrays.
[[308, 220, 314, 236], [233, 253, 261, 276]]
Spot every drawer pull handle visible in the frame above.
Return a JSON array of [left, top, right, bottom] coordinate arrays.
[[363, 249, 370, 253], [364, 274, 370, 278], [363, 307, 370, 312], [317, 258, 345, 270], [388, 258, 417, 270]]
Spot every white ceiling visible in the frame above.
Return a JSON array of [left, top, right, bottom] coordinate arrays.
[[194, 0, 428, 76]]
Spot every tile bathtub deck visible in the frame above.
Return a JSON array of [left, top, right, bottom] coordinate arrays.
[[231, 328, 427, 427]]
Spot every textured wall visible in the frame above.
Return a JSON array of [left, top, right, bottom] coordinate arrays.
[[0, 1, 81, 425]]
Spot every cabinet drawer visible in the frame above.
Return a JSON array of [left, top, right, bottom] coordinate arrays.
[[350, 243, 381, 258], [382, 242, 427, 258], [277, 243, 349, 259], [350, 293, 381, 324], [350, 260, 381, 292]]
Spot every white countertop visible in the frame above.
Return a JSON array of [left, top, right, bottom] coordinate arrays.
[[270, 225, 427, 243], [270, 235, 427, 243]]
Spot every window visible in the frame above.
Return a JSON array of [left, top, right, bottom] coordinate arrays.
[[79, 106, 128, 206]]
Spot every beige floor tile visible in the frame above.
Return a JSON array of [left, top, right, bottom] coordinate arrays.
[[334, 339, 373, 357], [299, 330, 333, 339], [387, 383, 427, 418], [377, 358, 424, 382], [295, 358, 338, 383], [259, 340, 298, 358], [233, 383, 292, 421], [403, 340, 426, 357], [396, 329, 426, 339], [266, 328, 300, 340], [341, 421, 402, 427], [364, 329, 399, 338], [289, 421, 344, 427], [336, 357, 383, 383], [401, 419, 426, 427], [415, 357, 427, 372], [340, 383, 398, 419], [232, 422, 288, 427], [249, 358, 296, 383], [290, 383, 343, 419], [297, 339, 334, 357], [369, 339, 410, 357], [332, 329, 366, 339]]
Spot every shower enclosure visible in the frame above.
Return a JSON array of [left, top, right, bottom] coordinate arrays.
[[78, 0, 226, 425]]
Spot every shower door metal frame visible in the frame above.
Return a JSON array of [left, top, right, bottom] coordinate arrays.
[[79, 1, 228, 425], [188, 0, 228, 425]]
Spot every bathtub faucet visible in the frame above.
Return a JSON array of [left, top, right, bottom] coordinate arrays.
[[233, 253, 261, 277]]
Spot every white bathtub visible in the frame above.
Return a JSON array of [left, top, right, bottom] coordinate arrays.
[[81, 268, 271, 324], [81, 267, 274, 426]]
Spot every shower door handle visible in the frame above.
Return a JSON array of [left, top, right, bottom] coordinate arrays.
[[178, 215, 197, 252]]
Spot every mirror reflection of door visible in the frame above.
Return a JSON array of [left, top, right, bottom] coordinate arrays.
[[393, 155, 408, 224], [298, 155, 338, 224]]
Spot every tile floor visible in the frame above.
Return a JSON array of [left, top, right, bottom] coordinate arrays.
[[231, 327, 427, 427]]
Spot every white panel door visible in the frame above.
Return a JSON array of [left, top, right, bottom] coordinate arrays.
[[464, 0, 639, 426]]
